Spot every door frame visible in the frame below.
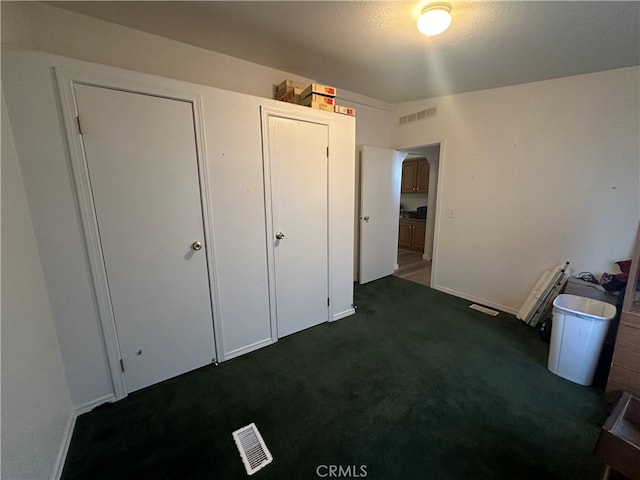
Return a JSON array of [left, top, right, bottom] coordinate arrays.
[[397, 142, 444, 287], [260, 106, 334, 338], [55, 66, 222, 400]]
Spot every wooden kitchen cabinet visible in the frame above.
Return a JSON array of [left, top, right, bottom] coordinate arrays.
[[401, 158, 429, 193], [401, 161, 417, 193], [416, 160, 430, 193], [398, 219, 426, 253], [606, 224, 640, 403], [398, 221, 413, 250]]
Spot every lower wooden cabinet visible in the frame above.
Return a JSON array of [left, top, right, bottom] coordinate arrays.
[[398, 219, 426, 253], [606, 296, 640, 404], [606, 224, 640, 403]]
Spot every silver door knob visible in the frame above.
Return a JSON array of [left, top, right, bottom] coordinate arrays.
[[191, 241, 202, 251], [275, 232, 285, 240]]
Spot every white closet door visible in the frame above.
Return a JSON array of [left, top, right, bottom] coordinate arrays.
[[267, 116, 329, 338], [74, 84, 215, 393]]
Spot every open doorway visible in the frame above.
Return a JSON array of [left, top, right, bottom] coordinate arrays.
[[357, 143, 441, 286], [393, 144, 440, 287]]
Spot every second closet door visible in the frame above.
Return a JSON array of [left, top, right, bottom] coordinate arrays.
[[266, 115, 329, 338]]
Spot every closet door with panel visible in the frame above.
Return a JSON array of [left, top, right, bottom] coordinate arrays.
[[263, 113, 330, 338], [74, 84, 216, 393]]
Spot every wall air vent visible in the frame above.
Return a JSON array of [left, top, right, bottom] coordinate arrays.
[[398, 107, 437, 126]]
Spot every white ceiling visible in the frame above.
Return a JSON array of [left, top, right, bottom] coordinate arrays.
[[50, 1, 640, 103]]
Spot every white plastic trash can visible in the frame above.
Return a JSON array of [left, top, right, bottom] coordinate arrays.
[[547, 294, 617, 386]]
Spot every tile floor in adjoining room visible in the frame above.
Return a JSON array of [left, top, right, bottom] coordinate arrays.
[[393, 250, 431, 287]]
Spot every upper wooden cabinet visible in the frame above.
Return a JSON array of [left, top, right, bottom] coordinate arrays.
[[401, 158, 429, 194]]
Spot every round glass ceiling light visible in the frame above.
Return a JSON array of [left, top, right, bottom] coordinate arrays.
[[417, 2, 452, 36]]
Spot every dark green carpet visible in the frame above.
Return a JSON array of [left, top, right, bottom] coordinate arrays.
[[62, 276, 607, 479]]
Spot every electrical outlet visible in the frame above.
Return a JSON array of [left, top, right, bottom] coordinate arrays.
[[448, 208, 455, 218]]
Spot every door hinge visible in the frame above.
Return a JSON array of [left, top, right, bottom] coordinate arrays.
[[326, 146, 329, 157], [76, 116, 83, 135], [119, 358, 125, 372], [327, 297, 330, 306]]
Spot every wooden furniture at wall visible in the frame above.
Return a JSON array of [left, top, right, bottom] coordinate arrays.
[[401, 158, 429, 193], [595, 392, 640, 480], [606, 224, 640, 404], [398, 218, 426, 253]]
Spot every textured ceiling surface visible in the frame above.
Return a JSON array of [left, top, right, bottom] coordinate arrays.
[[50, 1, 640, 103]]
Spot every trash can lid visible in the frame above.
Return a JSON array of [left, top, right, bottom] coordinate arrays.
[[552, 294, 617, 321]]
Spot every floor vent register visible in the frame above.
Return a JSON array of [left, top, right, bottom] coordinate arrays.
[[232, 423, 273, 475]]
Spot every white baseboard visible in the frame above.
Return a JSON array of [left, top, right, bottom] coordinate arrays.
[[224, 337, 275, 361], [52, 393, 117, 479], [331, 308, 356, 322], [75, 394, 117, 416], [52, 410, 76, 480], [430, 283, 518, 315]]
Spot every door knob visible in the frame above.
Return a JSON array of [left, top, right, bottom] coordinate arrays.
[[191, 241, 202, 251], [275, 232, 285, 240]]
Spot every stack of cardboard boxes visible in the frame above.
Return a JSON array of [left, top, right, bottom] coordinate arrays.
[[275, 79, 355, 117], [298, 83, 336, 112], [275, 80, 306, 104]]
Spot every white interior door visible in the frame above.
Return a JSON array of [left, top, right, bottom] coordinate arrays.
[[266, 115, 329, 338], [359, 146, 403, 284], [74, 84, 215, 393]]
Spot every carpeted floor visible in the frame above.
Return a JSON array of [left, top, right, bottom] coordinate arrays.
[[62, 276, 608, 479]]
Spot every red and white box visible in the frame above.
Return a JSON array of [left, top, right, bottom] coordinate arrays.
[[300, 83, 337, 99], [334, 105, 356, 116], [299, 94, 335, 107], [306, 102, 333, 112]]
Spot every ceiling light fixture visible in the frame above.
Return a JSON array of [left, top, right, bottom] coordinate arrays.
[[417, 2, 452, 36]]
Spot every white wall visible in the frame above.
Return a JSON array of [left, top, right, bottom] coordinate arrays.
[[2, 49, 116, 408], [2, 47, 355, 408], [0, 1, 390, 147], [0, 1, 310, 101], [1, 95, 74, 480], [1, 1, 391, 289], [393, 67, 640, 312], [335, 90, 394, 148]]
